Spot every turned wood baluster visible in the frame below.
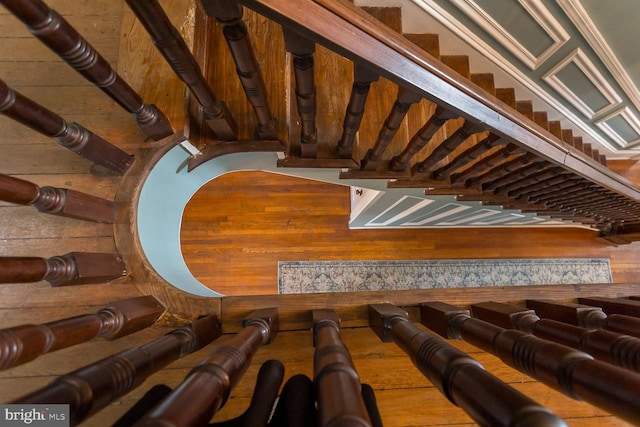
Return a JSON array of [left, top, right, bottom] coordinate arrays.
[[431, 133, 506, 180], [527, 299, 640, 340], [206, 0, 275, 139], [579, 297, 640, 318], [472, 301, 640, 373], [136, 308, 279, 427], [519, 178, 584, 202], [0, 79, 133, 174], [465, 151, 536, 188], [529, 182, 593, 204], [0, 173, 115, 223], [0, 252, 126, 286], [14, 314, 221, 425], [126, 0, 237, 141], [361, 87, 421, 170], [412, 121, 484, 175], [389, 106, 457, 171], [283, 26, 317, 157], [0, 296, 164, 370], [493, 167, 562, 195], [1, 0, 173, 140], [482, 161, 547, 192], [313, 309, 372, 427], [449, 144, 525, 185], [421, 301, 640, 424], [368, 304, 566, 427], [336, 63, 379, 155], [502, 169, 571, 198]]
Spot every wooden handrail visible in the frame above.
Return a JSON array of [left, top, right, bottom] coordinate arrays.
[[239, 0, 640, 200], [0, 173, 115, 223], [0, 296, 165, 370], [13, 314, 222, 425]]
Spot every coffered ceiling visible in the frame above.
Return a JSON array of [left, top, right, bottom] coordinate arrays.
[[365, 0, 640, 159]]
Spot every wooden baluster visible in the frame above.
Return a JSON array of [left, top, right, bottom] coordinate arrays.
[[126, 0, 237, 141], [313, 309, 372, 427], [0, 296, 164, 370], [421, 301, 640, 424], [1, 0, 173, 140], [0, 79, 133, 174], [361, 87, 421, 170], [504, 169, 573, 198], [0, 173, 115, 223], [206, 0, 274, 139], [449, 143, 523, 185], [527, 299, 640, 339], [136, 308, 279, 427], [283, 26, 317, 157], [13, 314, 221, 425], [0, 252, 126, 286], [519, 178, 584, 202], [464, 150, 535, 188], [578, 297, 640, 318], [412, 121, 484, 176], [492, 167, 561, 196], [431, 133, 506, 180], [368, 304, 566, 427], [471, 301, 640, 373], [529, 182, 593, 204], [389, 106, 457, 171], [336, 63, 379, 155], [482, 161, 548, 192]]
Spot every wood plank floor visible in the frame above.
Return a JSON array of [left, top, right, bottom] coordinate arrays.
[[181, 166, 640, 296]]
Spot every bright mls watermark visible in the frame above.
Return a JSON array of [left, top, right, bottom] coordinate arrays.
[[0, 405, 69, 426]]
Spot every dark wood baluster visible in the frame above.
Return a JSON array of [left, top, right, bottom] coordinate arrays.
[[482, 161, 547, 192], [431, 134, 506, 180], [336, 63, 379, 155], [368, 304, 566, 427], [527, 299, 640, 339], [0, 173, 115, 223], [520, 178, 583, 202], [206, 0, 275, 139], [472, 301, 640, 373], [464, 150, 535, 188], [412, 121, 484, 176], [421, 301, 640, 424], [579, 297, 640, 318], [14, 314, 221, 425], [449, 143, 523, 185], [390, 106, 457, 171], [136, 308, 279, 426], [313, 309, 372, 427], [0, 296, 164, 370], [599, 223, 640, 244], [0, 252, 126, 286], [361, 87, 421, 170], [0, 79, 133, 174], [283, 26, 317, 157], [530, 182, 593, 204], [504, 169, 572, 198], [126, 0, 237, 141], [1, 0, 173, 140]]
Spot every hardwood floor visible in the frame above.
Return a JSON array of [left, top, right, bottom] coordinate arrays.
[[181, 168, 640, 296]]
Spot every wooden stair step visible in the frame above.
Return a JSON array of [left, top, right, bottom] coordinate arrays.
[[515, 100, 534, 121], [534, 111, 549, 131], [404, 33, 440, 59], [548, 121, 562, 140], [441, 55, 471, 79], [471, 73, 495, 95], [562, 128, 574, 147], [496, 88, 516, 109], [360, 7, 402, 34]]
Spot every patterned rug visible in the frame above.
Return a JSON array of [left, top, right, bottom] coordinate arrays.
[[278, 259, 612, 294]]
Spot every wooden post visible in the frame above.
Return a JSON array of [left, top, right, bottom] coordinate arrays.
[[0, 79, 133, 174], [313, 309, 372, 427], [136, 308, 279, 427], [361, 87, 421, 170], [471, 301, 640, 373], [421, 301, 640, 424], [0, 173, 115, 223], [432, 133, 507, 180], [578, 297, 640, 317], [527, 299, 640, 339], [368, 303, 566, 427], [336, 63, 379, 155], [0, 252, 126, 286], [125, 0, 237, 141], [1, 0, 173, 140], [205, 0, 275, 139], [13, 314, 222, 426], [283, 26, 317, 157], [0, 296, 165, 370]]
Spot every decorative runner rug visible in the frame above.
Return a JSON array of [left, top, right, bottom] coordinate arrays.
[[278, 259, 612, 294]]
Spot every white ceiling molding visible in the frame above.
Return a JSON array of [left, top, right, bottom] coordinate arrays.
[[447, 0, 569, 70], [558, 0, 640, 112], [410, 0, 630, 156], [542, 48, 621, 119], [595, 106, 640, 149]]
